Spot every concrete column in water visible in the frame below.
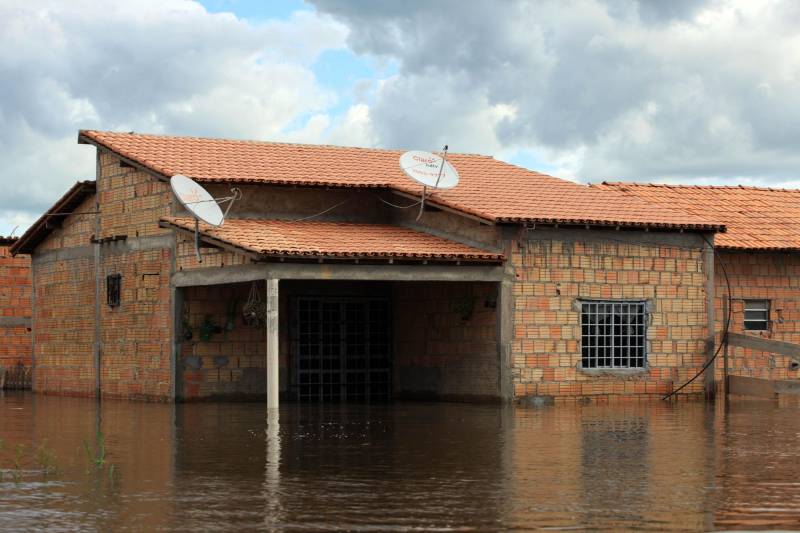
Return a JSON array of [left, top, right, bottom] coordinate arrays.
[[266, 278, 279, 408]]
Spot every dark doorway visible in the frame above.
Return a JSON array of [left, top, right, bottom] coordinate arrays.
[[292, 296, 391, 402]]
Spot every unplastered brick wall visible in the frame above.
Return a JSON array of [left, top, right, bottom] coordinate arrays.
[[35, 195, 96, 253], [32, 254, 96, 395], [101, 249, 172, 400], [98, 151, 171, 239], [714, 251, 800, 381], [512, 231, 709, 401], [175, 233, 252, 271], [179, 282, 267, 399], [0, 242, 31, 370], [393, 281, 498, 401]]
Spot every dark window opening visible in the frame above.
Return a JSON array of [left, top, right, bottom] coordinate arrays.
[[293, 296, 391, 403], [744, 299, 769, 331], [581, 300, 647, 369], [107, 274, 121, 307]]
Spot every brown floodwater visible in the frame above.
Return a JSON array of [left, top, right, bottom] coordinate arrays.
[[2, 393, 800, 532]]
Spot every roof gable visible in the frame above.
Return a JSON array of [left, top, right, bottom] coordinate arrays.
[[11, 181, 96, 255], [79, 130, 722, 232]]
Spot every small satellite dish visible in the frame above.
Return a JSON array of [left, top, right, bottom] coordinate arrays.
[[399, 150, 459, 190], [170, 174, 225, 227]]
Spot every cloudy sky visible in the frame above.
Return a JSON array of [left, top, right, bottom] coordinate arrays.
[[2, 0, 800, 235]]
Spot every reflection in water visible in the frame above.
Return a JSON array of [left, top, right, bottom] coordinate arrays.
[[2, 393, 800, 531]]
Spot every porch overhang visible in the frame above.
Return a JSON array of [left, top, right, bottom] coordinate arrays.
[[160, 216, 504, 265], [171, 262, 506, 287]]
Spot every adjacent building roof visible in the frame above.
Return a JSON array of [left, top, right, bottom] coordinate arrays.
[[595, 182, 800, 250], [10, 181, 96, 255], [80, 130, 723, 232], [0, 236, 18, 246], [160, 217, 503, 262]]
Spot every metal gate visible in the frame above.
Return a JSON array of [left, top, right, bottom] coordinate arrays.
[[293, 296, 391, 403]]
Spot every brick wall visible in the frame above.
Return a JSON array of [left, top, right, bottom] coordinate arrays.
[[511, 231, 709, 401], [715, 251, 800, 381], [32, 192, 97, 395], [97, 152, 171, 239], [100, 249, 172, 399], [0, 241, 31, 372], [178, 282, 267, 399], [393, 281, 499, 400], [31, 151, 176, 400]]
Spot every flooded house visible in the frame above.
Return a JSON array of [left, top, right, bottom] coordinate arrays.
[[0, 236, 32, 388], [10, 130, 726, 404], [596, 183, 800, 388]]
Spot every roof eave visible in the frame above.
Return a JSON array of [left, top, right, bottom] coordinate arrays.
[[11, 181, 97, 255]]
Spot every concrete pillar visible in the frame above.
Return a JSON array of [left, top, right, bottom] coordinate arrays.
[[266, 278, 279, 409], [704, 236, 716, 400]]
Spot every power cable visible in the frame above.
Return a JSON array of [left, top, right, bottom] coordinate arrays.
[[662, 234, 732, 400]]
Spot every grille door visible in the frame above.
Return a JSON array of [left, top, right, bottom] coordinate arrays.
[[294, 297, 391, 402]]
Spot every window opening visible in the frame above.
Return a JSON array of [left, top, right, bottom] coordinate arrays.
[[744, 299, 769, 331], [107, 274, 121, 307], [581, 300, 647, 369]]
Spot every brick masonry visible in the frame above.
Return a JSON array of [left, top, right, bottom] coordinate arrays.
[[178, 282, 267, 400], [510, 232, 709, 401], [0, 240, 32, 373], [33, 146, 781, 403], [393, 281, 498, 401], [714, 251, 800, 382], [31, 151, 175, 399]]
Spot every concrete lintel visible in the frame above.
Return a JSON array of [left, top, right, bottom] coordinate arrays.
[[32, 244, 94, 264], [0, 317, 31, 328], [172, 262, 505, 286], [101, 234, 174, 256], [172, 264, 268, 287], [265, 263, 506, 282], [521, 226, 708, 248]]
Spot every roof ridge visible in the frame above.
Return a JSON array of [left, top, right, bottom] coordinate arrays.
[[599, 181, 800, 193], [79, 130, 493, 158]]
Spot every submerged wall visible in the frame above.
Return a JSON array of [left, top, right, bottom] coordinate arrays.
[[393, 281, 499, 401], [0, 240, 32, 376], [715, 251, 800, 382], [510, 229, 711, 402]]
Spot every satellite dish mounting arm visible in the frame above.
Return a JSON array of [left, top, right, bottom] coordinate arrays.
[[416, 145, 448, 221]]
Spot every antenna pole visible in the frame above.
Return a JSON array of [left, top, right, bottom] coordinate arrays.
[[417, 145, 449, 221], [194, 218, 202, 263], [433, 145, 448, 189], [416, 185, 427, 221]]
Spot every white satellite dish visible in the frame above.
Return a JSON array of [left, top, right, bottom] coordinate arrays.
[[170, 175, 242, 263], [170, 174, 225, 227], [399, 150, 459, 189]]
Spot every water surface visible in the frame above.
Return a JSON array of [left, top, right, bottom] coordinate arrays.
[[1, 393, 800, 531]]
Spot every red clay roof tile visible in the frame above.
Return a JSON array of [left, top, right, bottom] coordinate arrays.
[[81, 130, 722, 231], [595, 182, 800, 250], [161, 217, 503, 262]]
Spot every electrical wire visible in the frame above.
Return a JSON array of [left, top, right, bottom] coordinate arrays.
[[372, 193, 422, 209], [662, 234, 732, 400], [291, 199, 350, 222]]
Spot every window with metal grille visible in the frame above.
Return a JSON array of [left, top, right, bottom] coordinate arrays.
[[107, 274, 121, 307], [581, 300, 647, 369], [744, 300, 769, 331]]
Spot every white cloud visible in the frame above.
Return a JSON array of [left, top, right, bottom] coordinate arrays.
[[312, 0, 800, 185], [0, 0, 348, 233]]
